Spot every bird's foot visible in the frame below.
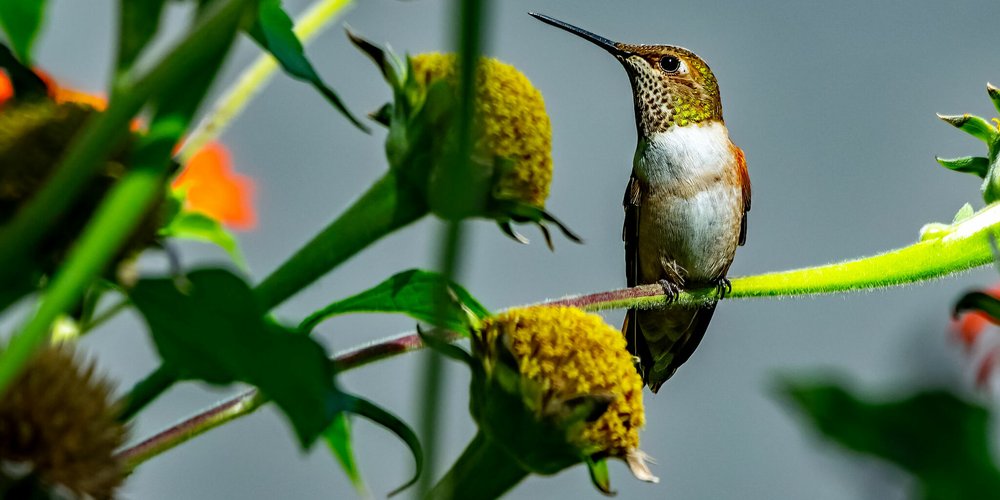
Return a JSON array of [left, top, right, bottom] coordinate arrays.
[[657, 279, 682, 304], [711, 277, 733, 300]]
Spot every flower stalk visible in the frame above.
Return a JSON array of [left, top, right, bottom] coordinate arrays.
[[424, 432, 528, 500], [254, 171, 428, 309]]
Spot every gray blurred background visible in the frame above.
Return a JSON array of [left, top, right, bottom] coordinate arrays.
[[33, 0, 1000, 498]]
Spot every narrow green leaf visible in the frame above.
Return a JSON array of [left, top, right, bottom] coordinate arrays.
[[987, 82, 1000, 117], [117, 0, 170, 74], [299, 269, 490, 334], [249, 0, 367, 131], [953, 203, 976, 223], [936, 156, 990, 178], [0, 42, 47, 99], [585, 457, 613, 496], [323, 413, 367, 495], [0, 0, 48, 63], [131, 268, 350, 446], [161, 211, 247, 269], [938, 113, 998, 144], [954, 291, 1000, 323], [345, 29, 400, 86], [417, 326, 474, 366], [779, 378, 1000, 499], [346, 395, 423, 497]]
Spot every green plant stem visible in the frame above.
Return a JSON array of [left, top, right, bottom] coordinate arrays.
[[80, 298, 129, 333], [118, 202, 1000, 469], [118, 365, 177, 422], [416, 348, 446, 496], [120, 390, 267, 470], [0, 163, 170, 395], [0, 0, 253, 278], [178, 0, 355, 164], [254, 171, 428, 309], [425, 431, 528, 500], [121, 170, 427, 424], [418, 0, 487, 492], [49, 0, 336, 330], [116, 330, 453, 469]]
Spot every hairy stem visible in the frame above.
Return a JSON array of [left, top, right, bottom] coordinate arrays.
[[118, 201, 1000, 468], [117, 330, 456, 469]]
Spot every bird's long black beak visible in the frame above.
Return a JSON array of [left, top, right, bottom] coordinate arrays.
[[528, 12, 623, 57]]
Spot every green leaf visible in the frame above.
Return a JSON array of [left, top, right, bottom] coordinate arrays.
[[299, 269, 490, 334], [249, 0, 367, 131], [585, 457, 613, 496], [117, 0, 170, 74], [345, 28, 401, 87], [131, 268, 350, 446], [988, 82, 1000, 117], [779, 378, 1000, 499], [346, 395, 423, 497], [936, 156, 990, 178], [938, 113, 999, 144], [323, 413, 367, 496], [160, 211, 247, 269], [953, 203, 976, 223], [417, 326, 474, 366], [954, 291, 1000, 323], [0, 42, 46, 100], [0, 0, 48, 63]]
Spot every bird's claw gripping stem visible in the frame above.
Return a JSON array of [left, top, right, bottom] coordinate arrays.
[[657, 279, 682, 304], [712, 277, 732, 300]]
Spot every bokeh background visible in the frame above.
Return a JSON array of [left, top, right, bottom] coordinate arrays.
[[31, 0, 1000, 498]]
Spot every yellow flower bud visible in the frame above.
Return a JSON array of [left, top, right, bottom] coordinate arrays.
[[410, 53, 553, 209], [478, 305, 645, 458]]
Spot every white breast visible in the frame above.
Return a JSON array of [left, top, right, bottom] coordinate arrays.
[[635, 121, 733, 184], [633, 122, 742, 283]]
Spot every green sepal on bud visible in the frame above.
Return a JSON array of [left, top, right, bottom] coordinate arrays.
[[937, 113, 999, 144], [987, 82, 1000, 116], [346, 30, 581, 249], [935, 156, 989, 178], [936, 85, 1000, 204]]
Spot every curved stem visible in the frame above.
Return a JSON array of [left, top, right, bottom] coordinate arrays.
[[117, 330, 456, 469], [425, 431, 528, 500], [254, 171, 428, 310], [118, 201, 1000, 468], [118, 365, 177, 422]]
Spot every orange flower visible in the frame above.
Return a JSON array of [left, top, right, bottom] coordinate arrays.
[[0, 75, 12, 104], [172, 143, 256, 230], [0, 70, 256, 230], [952, 284, 1000, 351], [0, 70, 106, 109]]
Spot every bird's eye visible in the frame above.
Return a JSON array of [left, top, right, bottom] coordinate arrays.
[[659, 55, 681, 73]]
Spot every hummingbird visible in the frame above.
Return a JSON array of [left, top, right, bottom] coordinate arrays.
[[530, 13, 751, 392]]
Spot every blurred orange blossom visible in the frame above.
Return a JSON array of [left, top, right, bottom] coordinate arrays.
[[0, 70, 255, 230]]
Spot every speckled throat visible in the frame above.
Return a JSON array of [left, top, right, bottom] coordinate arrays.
[[527, 13, 724, 137], [617, 44, 723, 137]]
